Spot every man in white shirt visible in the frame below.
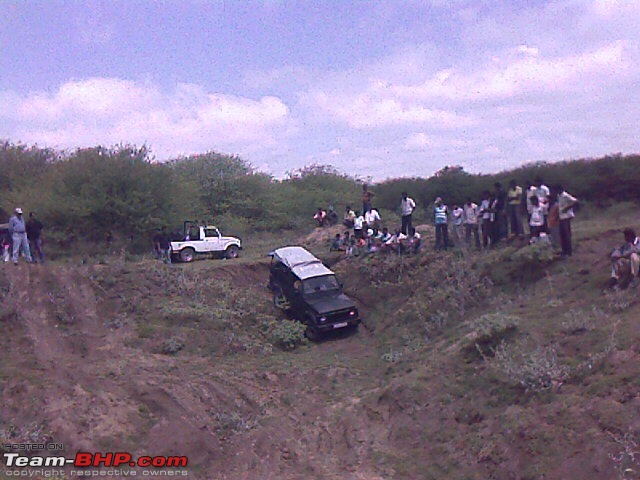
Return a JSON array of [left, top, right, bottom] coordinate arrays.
[[463, 198, 481, 249], [400, 192, 416, 235], [451, 203, 464, 247], [353, 211, 365, 239], [364, 208, 381, 230]]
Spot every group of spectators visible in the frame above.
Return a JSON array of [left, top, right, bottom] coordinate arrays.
[[317, 179, 581, 259], [1, 208, 45, 265], [326, 186, 421, 256], [427, 178, 579, 257]]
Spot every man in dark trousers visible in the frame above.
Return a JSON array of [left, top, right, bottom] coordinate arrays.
[[26, 212, 44, 263]]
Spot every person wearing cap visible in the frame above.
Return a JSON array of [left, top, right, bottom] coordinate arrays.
[[8, 208, 33, 264]]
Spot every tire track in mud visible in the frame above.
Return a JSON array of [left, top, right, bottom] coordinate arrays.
[[10, 264, 222, 462]]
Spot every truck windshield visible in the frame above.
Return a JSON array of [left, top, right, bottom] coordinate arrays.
[[303, 275, 340, 295]]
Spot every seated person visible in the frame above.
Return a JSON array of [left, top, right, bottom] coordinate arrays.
[[610, 228, 640, 289], [330, 233, 345, 252], [327, 207, 339, 226], [408, 227, 422, 254], [343, 232, 354, 256], [343, 206, 356, 228], [313, 207, 327, 227]]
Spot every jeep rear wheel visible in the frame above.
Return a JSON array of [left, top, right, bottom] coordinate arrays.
[[225, 245, 240, 259], [273, 291, 291, 311], [180, 247, 196, 263]]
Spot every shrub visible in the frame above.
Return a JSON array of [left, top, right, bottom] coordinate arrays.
[[263, 319, 307, 351], [510, 242, 556, 268], [463, 313, 520, 359], [160, 337, 185, 355], [212, 412, 257, 434], [489, 342, 570, 392]]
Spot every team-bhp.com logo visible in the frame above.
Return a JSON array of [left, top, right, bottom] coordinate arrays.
[[4, 452, 188, 468]]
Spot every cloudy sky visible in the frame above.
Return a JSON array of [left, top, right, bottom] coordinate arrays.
[[1, 0, 639, 180]]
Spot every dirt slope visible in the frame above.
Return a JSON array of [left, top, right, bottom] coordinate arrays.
[[1, 220, 639, 480]]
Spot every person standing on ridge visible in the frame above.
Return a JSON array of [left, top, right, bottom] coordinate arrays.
[[400, 192, 416, 235], [362, 184, 375, 215], [26, 212, 45, 263], [8, 208, 32, 265], [434, 197, 449, 251], [556, 185, 578, 257]]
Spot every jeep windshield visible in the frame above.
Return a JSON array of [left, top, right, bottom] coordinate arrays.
[[302, 275, 341, 296]]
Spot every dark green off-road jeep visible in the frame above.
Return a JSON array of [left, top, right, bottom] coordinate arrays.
[[268, 246, 360, 340]]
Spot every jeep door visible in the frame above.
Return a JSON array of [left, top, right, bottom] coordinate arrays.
[[203, 228, 223, 253]]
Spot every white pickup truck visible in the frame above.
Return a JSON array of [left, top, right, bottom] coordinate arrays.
[[170, 223, 242, 263]]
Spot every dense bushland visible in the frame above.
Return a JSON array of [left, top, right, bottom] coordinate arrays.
[[1, 139, 638, 253]]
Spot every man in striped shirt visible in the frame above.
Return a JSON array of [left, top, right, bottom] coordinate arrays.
[[434, 197, 449, 251]]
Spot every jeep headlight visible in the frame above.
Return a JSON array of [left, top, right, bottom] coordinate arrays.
[[319, 316, 327, 323]]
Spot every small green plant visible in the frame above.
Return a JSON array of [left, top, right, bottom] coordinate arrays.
[[464, 313, 520, 358], [561, 307, 604, 334], [263, 319, 307, 350], [511, 242, 556, 265], [489, 341, 570, 392], [381, 347, 402, 363], [160, 337, 185, 355], [605, 289, 634, 313], [212, 412, 257, 434]]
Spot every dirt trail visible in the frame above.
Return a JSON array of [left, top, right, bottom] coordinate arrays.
[[2, 260, 388, 479]]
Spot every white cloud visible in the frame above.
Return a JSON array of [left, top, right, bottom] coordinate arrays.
[[404, 132, 432, 150], [392, 41, 629, 102], [0, 78, 292, 160]]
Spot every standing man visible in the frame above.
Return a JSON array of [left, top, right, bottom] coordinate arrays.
[[400, 192, 416, 235], [434, 197, 449, 251], [451, 203, 464, 247], [9, 208, 32, 265], [26, 212, 44, 263], [362, 184, 375, 215], [535, 177, 551, 231], [493, 182, 508, 241], [556, 185, 578, 257], [159, 226, 172, 264], [507, 179, 524, 238], [464, 198, 481, 250]]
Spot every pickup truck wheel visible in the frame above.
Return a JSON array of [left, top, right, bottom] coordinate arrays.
[[180, 247, 196, 263], [225, 245, 240, 259], [273, 291, 291, 311]]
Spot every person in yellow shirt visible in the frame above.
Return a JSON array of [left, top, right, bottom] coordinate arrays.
[[507, 179, 524, 238]]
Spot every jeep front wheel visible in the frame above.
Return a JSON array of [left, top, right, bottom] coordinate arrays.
[[225, 245, 240, 259], [180, 247, 196, 263], [305, 324, 321, 342]]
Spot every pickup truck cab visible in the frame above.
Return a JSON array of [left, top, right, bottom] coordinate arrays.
[[268, 246, 360, 340], [170, 222, 242, 262]]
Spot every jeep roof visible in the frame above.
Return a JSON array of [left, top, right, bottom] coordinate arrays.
[[269, 246, 334, 281]]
